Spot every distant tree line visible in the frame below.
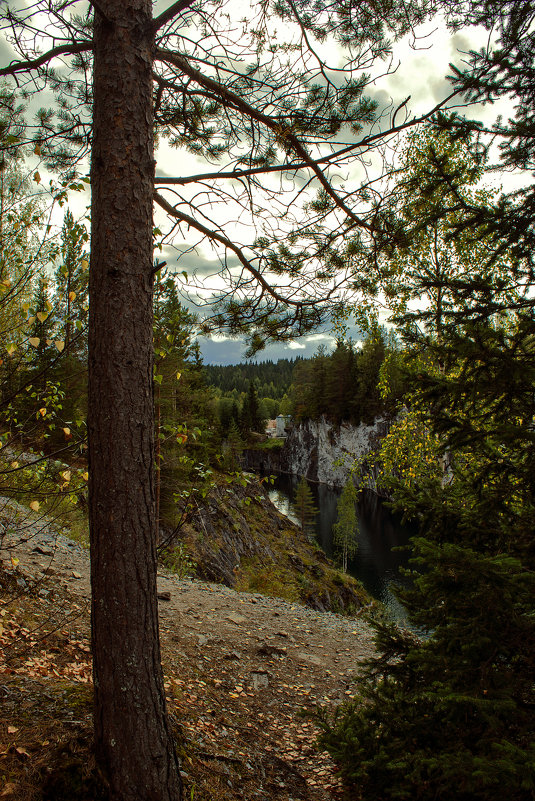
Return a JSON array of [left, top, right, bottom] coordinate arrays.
[[205, 358, 297, 436], [292, 328, 407, 425], [204, 358, 299, 401], [204, 331, 409, 433]]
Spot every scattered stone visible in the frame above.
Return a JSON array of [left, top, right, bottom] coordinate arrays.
[[257, 643, 287, 657], [295, 652, 324, 667], [226, 612, 247, 625], [71, 571, 82, 579], [31, 545, 54, 556], [158, 591, 171, 601], [251, 671, 270, 690], [196, 634, 209, 646], [223, 651, 241, 660]]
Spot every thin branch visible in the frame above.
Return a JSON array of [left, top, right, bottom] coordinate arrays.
[[155, 47, 375, 233], [154, 143, 364, 186], [0, 42, 92, 77], [152, 0, 198, 32], [154, 190, 304, 308]]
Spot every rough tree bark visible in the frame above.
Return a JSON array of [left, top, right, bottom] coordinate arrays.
[[88, 2, 182, 799]]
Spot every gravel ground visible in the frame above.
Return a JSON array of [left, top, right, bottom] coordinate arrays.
[[1, 497, 376, 800]]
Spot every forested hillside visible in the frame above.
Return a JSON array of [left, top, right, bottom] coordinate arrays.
[[291, 330, 407, 424], [204, 358, 297, 437]]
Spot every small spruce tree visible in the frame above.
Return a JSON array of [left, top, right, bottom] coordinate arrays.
[[53, 208, 89, 356], [293, 476, 318, 539], [332, 479, 359, 572]]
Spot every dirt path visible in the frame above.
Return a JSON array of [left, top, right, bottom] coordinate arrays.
[[1, 501, 375, 800]]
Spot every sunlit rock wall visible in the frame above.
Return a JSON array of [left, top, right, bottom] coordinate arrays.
[[282, 417, 389, 488], [242, 417, 391, 489]]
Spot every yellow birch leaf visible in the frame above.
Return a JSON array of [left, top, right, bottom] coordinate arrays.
[[61, 470, 71, 482], [82, 471, 89, 481], [10, 557, 19, 568], [176, 371, 181, 381], [33, 171, 41, 184], [36, 311, 48, 323], [45, 300, 52, 311], [39, 407, 47, 417], [81, 258, 89, 270], [55, 340, 65, 352], [29, 501, 40, 512], [28, 337, 40, 347], [7, 726, 18, 734], [6, 344, 16, 355], [22, 302, 30, 312], [46, 339, 52, 346], [62, 427, 71, 437], [68, 291, 76, 301], [10, 461, 19, 469], [28, 316, 36, 326]]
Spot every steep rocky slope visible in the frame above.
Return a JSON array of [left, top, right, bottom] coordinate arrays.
[[175, 478, 369, 614]]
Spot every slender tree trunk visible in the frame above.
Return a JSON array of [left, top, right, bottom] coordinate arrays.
[[88, 3, 182, 799], [155, 382, 161, 540], [65, 268, 72, 349]]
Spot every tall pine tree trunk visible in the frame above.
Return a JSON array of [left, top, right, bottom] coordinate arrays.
[[88, 3, 182, 798], [155, 382, 161, 541]]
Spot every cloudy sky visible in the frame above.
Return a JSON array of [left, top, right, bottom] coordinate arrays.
[[1, 3, 512, 366], [151, 13, 497, 365]]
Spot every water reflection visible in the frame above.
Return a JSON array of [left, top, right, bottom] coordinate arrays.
[[268, 475, 413, 625]]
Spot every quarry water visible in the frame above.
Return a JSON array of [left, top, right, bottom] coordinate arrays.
[[268, 475, 413, 626]]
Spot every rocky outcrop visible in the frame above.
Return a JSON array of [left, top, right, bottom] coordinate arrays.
[[174, 478, 369, 614], [243, 417, 390, 489]]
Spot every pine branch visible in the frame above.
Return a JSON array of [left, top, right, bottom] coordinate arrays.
[[153, 190, 305, 309], [152, 0, 198, 31], [155, 47, 375, 233], [0, 42, 92, 77]]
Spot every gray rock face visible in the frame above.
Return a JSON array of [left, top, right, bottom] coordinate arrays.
[[244, 417, 390, 489]]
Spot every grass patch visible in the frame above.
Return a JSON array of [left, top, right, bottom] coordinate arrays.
[[252, 438, 285, 450], [235, 557, 301, 602]]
